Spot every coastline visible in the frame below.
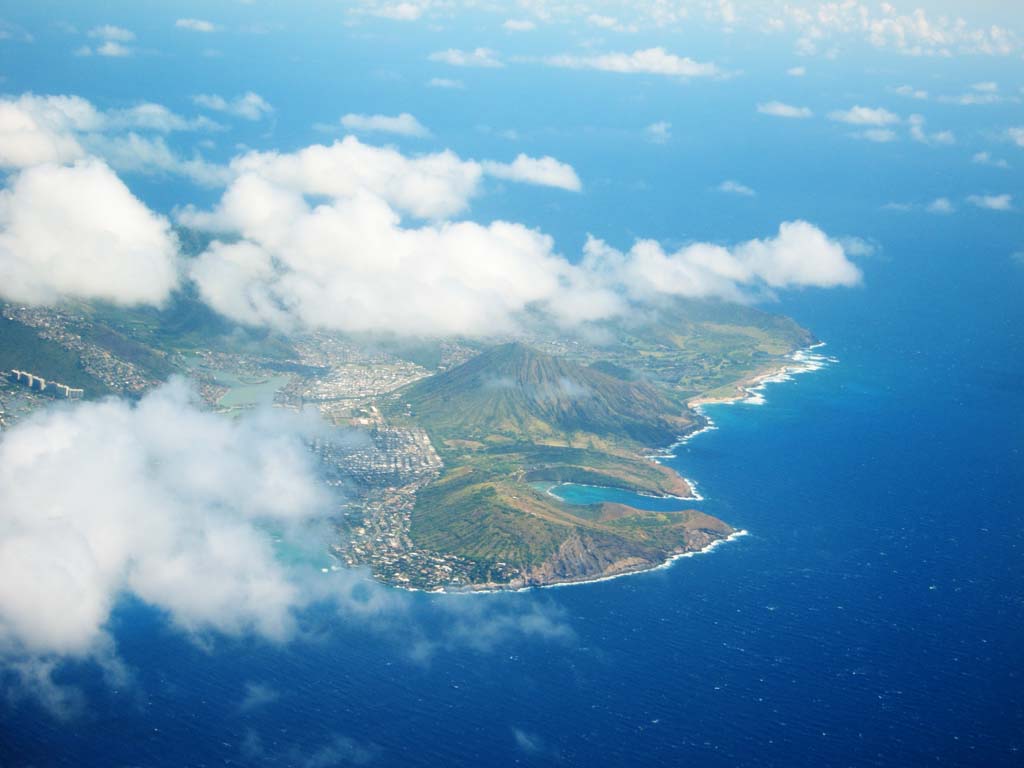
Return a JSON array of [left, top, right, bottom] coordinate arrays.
[[408, 342, 834, 595], [443, 530, 752, 595], [687, 342, 834, 410]]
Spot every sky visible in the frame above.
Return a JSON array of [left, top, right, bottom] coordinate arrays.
[[0, 0, 1022, 713]]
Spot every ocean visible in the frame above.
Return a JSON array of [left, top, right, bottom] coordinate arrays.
[[2, 224, 1022, 767]]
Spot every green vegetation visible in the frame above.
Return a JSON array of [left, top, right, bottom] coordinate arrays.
[[561, 299, 814, 398], [399, 342, 694, 450], [3, 292, 809, 587], [0, 317, 112, 395], [386, 299, 811, 584]]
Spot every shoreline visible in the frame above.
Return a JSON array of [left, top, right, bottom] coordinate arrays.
[[441, 529, 751, 595], [687, 342, 834, 410], [406, 342, 833, 596]]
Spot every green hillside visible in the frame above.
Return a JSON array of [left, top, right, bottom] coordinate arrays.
[[399, 342, 693, 449], [0, 317, 112, 395]]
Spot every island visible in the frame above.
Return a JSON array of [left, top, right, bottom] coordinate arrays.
[[1, 293, 814, 591]]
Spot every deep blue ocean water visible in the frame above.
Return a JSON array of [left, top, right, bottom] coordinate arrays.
[[0, 6, 1022, 762], [2, 221, 1021, 767]]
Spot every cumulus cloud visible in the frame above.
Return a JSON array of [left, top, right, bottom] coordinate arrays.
[[781, 2, 1017, 57], [545, 47, 718, 77], [482, 154, 582, 191], [757, 101, 812, 118], [205, 136, 484, 220], [908, 114, 954, 146], [174, 133, 861, 337], [340, 112, 430, 137], [645, 121, 671, 143], [175, 18, 217, 33], [193, 92, 273, 121], [429, 48, 503, 68], [787, 66, 806, 76], [972, 152, 1008, 169], [828, 106, 900, 126], [0, 95, 217, 166], [582, 220, 862, 305], [0, 94, 225, 184], [181, 139, 860, 336], [892, 85, 928, 100], [0, 377, 578, 711], [586, 14, 636, 33], [939, 82, 1013, 106], [967, 193, 1013, 211], [186, 192, 572, 336], [0, 159, 180, 306], [0, 381, 331, 664], [85, 132, 229, 187], [718, 180, 755, 196], [0, 95, 92, 168], [927, 197, 955, 215], [78, 26, 135, 57], [88, 24, 134, 42], [370, 2, 426, 20], [1007, 127, 1024, 147], [503, 19, 536, 32]]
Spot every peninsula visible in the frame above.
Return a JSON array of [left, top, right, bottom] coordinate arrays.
[[1, 294, 813, 590]]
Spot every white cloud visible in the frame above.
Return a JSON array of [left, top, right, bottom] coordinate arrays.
[[193, 92, 273, 121], [175, 18, 217, 33], [85, 132, 229, 187], [371, 2, 425, 20], [939, 83, 1010, 106], [94, 41, 132, 57], [181, 137, 859, 337], [88, 25, 134, 42], [0, 381, 331, 663], [787, 66, 806, 76], [0, 94, 225, 183], [186, 195, 573, 336], [858, 129, 897, 142], [427, 77, 464, 89], [645, 120, 671, 143], [0, 95, 94, 168], [582, 220, 862, 305], [482, 154, 582, 191], [503, 19, 536, 32], [718, 180, 755, 196], [586, 14, 636, 33], [908, 114, 954, 146], [79, 26, 135, 57], [1007, 127, 1024, 147], [972, 151, 1008, 169], [893, 85, 928, 100], [757, 101, 812, 119], [429, 48, 503, 68], [967, 194, 1013, 211], [209, 136, 484, 220], [545, 47, 718, 77], [828, 106, 900, 126], [927, 197, 955, 214], [0, 159, 180, 306], [109, 103, 222, 133], [340, 112, 429, 137], [782, 2, 1017, 57]]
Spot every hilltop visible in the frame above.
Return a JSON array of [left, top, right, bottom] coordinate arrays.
[[399, 342, 693, 449], [380, 340, 731, 588]]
